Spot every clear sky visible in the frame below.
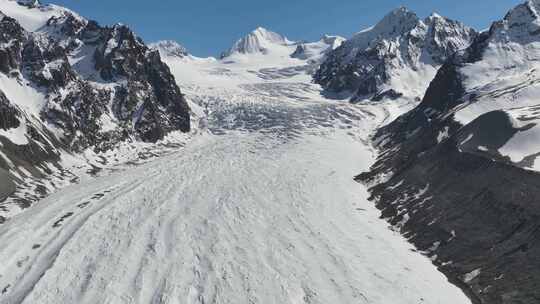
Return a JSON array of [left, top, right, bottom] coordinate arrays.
[[42, 0, 522, 57]]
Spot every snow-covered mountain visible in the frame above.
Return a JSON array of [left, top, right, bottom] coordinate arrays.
[[0, 0, 191, 210], [356, 1, 540, 303], [220, 27, 294, 58], [314, 8, 477, 101]]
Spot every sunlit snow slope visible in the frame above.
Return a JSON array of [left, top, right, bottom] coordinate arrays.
[[0, 27, 470, 304]]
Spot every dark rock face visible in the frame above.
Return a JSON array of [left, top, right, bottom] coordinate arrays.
[[290, 44, 307, 59], [359, 126, 540, 304], [0, 90, 20, 130], [371, 89, 403, 102], [0, 15, 26, 74], [93, 26, 190, 141], [22, 38, 77, 88]]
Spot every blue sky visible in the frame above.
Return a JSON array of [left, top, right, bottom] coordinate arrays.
[[43, 0, 522, 57]]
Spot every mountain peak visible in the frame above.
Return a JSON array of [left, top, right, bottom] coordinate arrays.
[[252, 26, 270, 34], [505, 0, 540, 23], [347, 6, 420, 49], [426, 12, 445, 21], [485, 0, 540, 43], [150, 40, 188, 58], [220, 27, 291, 58], [374, 6, 419, 33]]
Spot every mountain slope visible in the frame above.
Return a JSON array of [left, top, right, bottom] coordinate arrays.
[[0, 0, 191, 215], [314, 8, 477, 101], [357, 1, 540, 303]]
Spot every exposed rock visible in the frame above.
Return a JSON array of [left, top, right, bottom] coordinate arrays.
[[0, 90, 20, 130], [0, 13, 26, 73]]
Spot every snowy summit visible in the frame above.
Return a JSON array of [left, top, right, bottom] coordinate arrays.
[[220, 27, 293, 58]]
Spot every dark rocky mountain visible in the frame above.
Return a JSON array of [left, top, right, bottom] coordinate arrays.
[[357, 1, 540, 303], [0, 1, 190, 210], [314, 8, 477, 101]]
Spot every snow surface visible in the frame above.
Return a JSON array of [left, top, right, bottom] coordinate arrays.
[[0, 121, 28, 145], [498, 105, 540, 170], [0, 0, 74, 32], [0, 73, 46, 118], [291, 35, 345, 62]]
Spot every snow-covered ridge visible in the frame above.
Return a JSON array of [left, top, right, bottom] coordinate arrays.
[[347, 7, 420, 52], [1, 0, 83, 31], [149, 40, 189, 58]]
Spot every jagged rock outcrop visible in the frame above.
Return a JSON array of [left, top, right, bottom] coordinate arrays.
[[314, 8, 476, 101], [0, 90, 20, 130], [0, 13, 25, 74]]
